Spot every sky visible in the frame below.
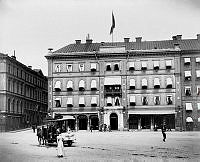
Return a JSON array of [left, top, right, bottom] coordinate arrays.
[[1, 0, 200, 76]]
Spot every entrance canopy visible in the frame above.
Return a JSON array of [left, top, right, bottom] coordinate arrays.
[[104, 76, 121, 85], [128, 110, 175, 115]]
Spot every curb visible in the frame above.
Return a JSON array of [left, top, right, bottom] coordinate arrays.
[[8, 128, 32, 133]]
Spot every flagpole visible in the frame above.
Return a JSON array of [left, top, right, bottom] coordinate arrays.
[[112, 32, 113, 44]]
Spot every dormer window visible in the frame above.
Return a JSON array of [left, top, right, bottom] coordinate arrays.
[[55, 64, 61, 72], [90, 63, 97, 72], [106, 63, 111, 71], [129, 62, 135, 71], [66, 64, 72, 72], [114, 63, 119, 71], [141, 62, 147, 71], [79, 63, 84, 72], [184, 58, 191, 65]]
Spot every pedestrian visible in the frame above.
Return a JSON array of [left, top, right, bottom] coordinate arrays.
[[161, 124, 167, 142], [37, 127, 43, 145], [42, 126, 48, 145], [90, 125, 93, 132], [32, 124, 36, 133], [57, 134, 64, 158]]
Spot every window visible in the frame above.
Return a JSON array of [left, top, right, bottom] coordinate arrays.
[[79, 63, 84, 72], [154, 61, 159, 71], [196, 57, 200, 63], [91, 80, 97, 91], [129, 62, 135, 71], [130, 79, 135, 89], [185, 86, 191, 96], [184, 58, 190, 65], [141, 62, 147, 70], [67, 98, 73, 107], [166, 78, 173, 88], [55, 98, 61, 107], [142, 96, 148, 105], [91, 97, 97, 107], [142, 78, 148, 89], [114, 97, 120, 106], [154, 96, 160, 105], [197, 103, 200, 110], [166, 60, 172, 69], [154, 78, 160, 89], [79, 97, 85, 107], [114, 63, 119, 71], [166, 95, 173, 105], [130, 96, 136, 106], [106, 63, 111, 71], [186, 117, 193, 123], [90, 63, 97, 72], [66, 64, 72, 72], [67, 81, 73, 91], [197, 86, 200, 96], [185, 103, 193, 111], [55, 64, 61, 72], [54, 81, 61, 92], [184, 71, 191, 81], [79, 80, 85, 91], [196, 70, 200, 78], [107, 97, 112, 106]]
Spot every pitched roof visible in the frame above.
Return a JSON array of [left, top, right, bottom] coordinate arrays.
[[53, 39, 200, 54]]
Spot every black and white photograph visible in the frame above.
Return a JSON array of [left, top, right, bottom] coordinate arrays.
[[0, 0, 200, 161]]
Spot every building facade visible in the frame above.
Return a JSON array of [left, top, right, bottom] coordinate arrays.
[[0, 53, 48, 132], [45, 35, 200, 131]]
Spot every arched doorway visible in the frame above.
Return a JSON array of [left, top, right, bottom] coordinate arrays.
[[78, 115, 88, 130], [110, 113, 118, 130], [90, 115, 99, 130]]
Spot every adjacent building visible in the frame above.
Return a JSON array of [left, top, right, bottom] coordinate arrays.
[[45, 34, 200, 131], [0, 53, 48, 132]]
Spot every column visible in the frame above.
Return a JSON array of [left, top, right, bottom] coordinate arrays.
[[150, 116, 154, 130], [87, 115, 90, 131], [138, 117, 141, 130]]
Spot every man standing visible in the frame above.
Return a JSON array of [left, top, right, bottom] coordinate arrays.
[[161, 124, 167, 142]]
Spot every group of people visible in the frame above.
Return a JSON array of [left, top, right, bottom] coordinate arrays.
[[36, 126, 48, 145], [99, 124, 111, 132]]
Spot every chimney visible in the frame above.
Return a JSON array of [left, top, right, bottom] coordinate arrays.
[[75, 40, 81, 44], [172, 36, 177, 41], [86, 39, 93, 44], [176, 35, 182, 40], [135, 37, 142, 43], [48, 48, 53, 53], [174, 43, 180, 50], [197, 34, 200, 40], [124, 38, 130, 43], [11, 50, 16, 59]]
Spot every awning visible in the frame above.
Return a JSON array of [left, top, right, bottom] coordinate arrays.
[[57, 115, 75, 121], [67, 98, 73, 105], [142, 78, 147, 86], [154, 78, 160, 86], [167, 78, 172, 85], [184, 58, 190, 63], [104, 76, 121, 85], [91, 80, 97, 89], [185, 103, 193, 110], [54, 81, 61, 89], [91, 97, 97, 105], [166, 60, 172, 66], [67, 81, 73, 89], [129, 62, 135, 68], [107, 97, 112, 104], [91, 63, 97, 70], [55, 98, 61, 101], [154, 61, 159, 67], [196, 70, 200, 78], [141, 61, 147, 68], [130, 79, 135, 87], [130, 96, 136, 103], [196, 57, 200, 63], [79, 97, 85, 105], [128, 110, 175, 115], [79, 80, 85, 88], [186, 117, 193, 122], [197, 103, 200, 110], [185, 71, 191, 77]]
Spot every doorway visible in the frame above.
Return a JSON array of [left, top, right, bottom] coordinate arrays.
[[110, 113, 118, 130], [78, 115, 88, 130]]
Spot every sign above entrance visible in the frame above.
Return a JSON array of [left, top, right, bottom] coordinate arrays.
[[104, 76, 121, 85]]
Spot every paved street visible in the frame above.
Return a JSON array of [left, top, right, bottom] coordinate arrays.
[[0, 130, 200, 162]]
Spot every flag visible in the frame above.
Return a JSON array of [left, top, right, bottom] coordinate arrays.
[[110, 12, 115, 35]]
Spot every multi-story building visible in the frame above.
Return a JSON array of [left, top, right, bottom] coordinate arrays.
[[0, 53, 48, 132], [45, 34, 200, 131]]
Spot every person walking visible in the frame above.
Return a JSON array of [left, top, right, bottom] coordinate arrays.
[[37, 127, 43, 145], [32, 124, 36, 133], [57, 134, 64, 158], [161, 124, 167, 142]]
